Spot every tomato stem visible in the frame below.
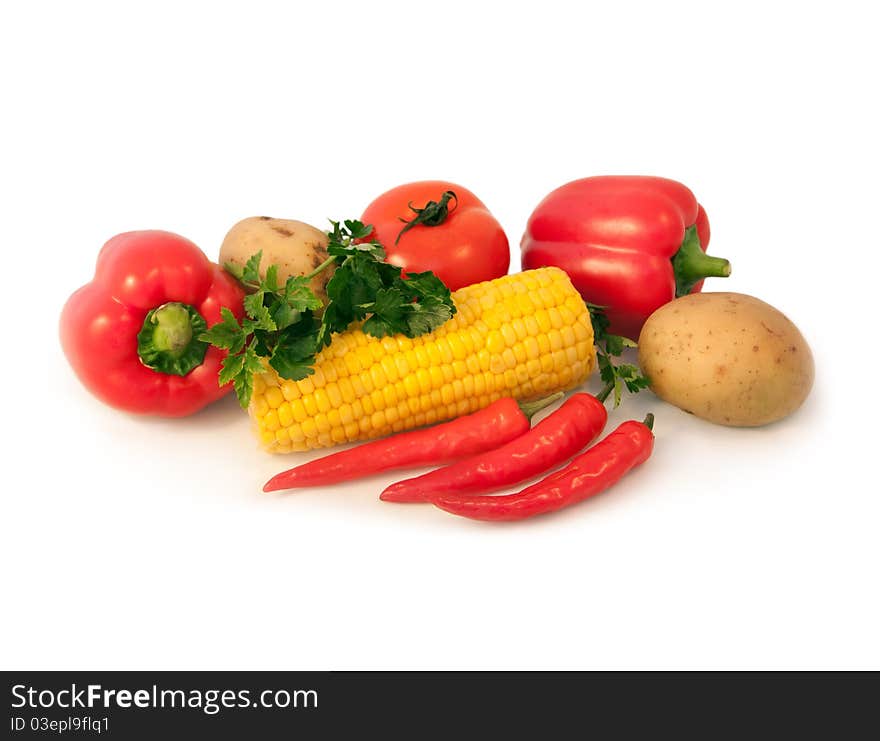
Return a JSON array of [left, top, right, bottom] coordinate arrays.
[[395, 190, 458, 244]]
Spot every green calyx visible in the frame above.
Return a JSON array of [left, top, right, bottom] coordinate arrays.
[[396, 190, 458, 244], [671, 225, 731, 297], [137, 302, 208, 376], [517, 392, 564, 420]]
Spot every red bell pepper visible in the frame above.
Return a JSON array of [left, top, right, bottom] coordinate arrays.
[[521, 176, 730, 340], [60, 230, 245, 417]]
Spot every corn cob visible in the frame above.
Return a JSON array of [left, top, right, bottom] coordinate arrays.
[[250, 267, 596, 452]]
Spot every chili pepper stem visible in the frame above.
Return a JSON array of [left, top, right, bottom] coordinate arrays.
[[594, 381, 616, 404], [517, 392, 564, 420], [672, 225, 731, 297], [643, 413, 655, 431]]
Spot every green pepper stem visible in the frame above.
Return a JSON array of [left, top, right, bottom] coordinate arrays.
[[594, 380, 616, 404], [151, 303, 193, 354], [643, 413, 655, 430], [137, 302, 208, 376], [672, 225, 731, 297], [517, 392, 564, 420]]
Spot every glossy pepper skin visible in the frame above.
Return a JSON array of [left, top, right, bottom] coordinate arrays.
[[263, 396, 561, 491], [521, 176, 729, 340], [60, 230, 245, 417], [380, 393, 608, 503], [429, 415, 654, 522]]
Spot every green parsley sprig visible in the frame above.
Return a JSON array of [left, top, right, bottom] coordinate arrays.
[[201, 219, 456, 408], [587, 303, 650, 407]]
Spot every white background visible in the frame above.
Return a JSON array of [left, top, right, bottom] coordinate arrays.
[[2, 1, 877, 670]]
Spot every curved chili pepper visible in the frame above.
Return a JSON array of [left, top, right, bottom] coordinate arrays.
[[262, 393, 563, 491], [379, 393, 608, 503], [429, 415, 654, 522]]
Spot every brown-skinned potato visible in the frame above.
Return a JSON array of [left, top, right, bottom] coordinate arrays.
[[219, 217, 335, 305], [638, 292, 814, 426]]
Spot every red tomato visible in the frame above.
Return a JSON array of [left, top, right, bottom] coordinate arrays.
[[360, 180, 510, 291]]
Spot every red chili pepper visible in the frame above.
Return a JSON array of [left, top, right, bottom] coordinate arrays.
[[521, 176, 730, 340], [428, 414, 655, 522], [379, 393, 608, 504], [262, 394, 563, 492], [59, 230, 245, 417]]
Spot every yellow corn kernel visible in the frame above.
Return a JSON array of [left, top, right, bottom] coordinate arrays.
[[429, 366, 444, 389], [265, 386, 283, 409], [277, 402, 294, 428], [350, 375, 367, 398], [302, 395, 319, 417], [313, 389, 331, 414], [289, 398, 307, 423], [536, 311, 552, 334], [414, 345, 431, 368], [369, 364, 386, 390], [253, 396, 270, 418], [426, 343, 443, 366], [338, 377, 356, 404], [381, 355, 399, 383], [403, 373, 420, 399], [314, 414, 331, 434], [320, 362, 337, 384], [263, 409, 280, 432]]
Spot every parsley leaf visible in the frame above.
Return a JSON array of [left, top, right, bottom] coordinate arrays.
[[217, 340, 265, 408], [360, 270, 456, 338], [268, 315, 319, 381], [243, 291, 277, 331], [361, 288, 410, 338], [587, 303, 649, 407], [241, 252, 263, 286], [200, 308, 246, 354], [284, 275, 324, 312]]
